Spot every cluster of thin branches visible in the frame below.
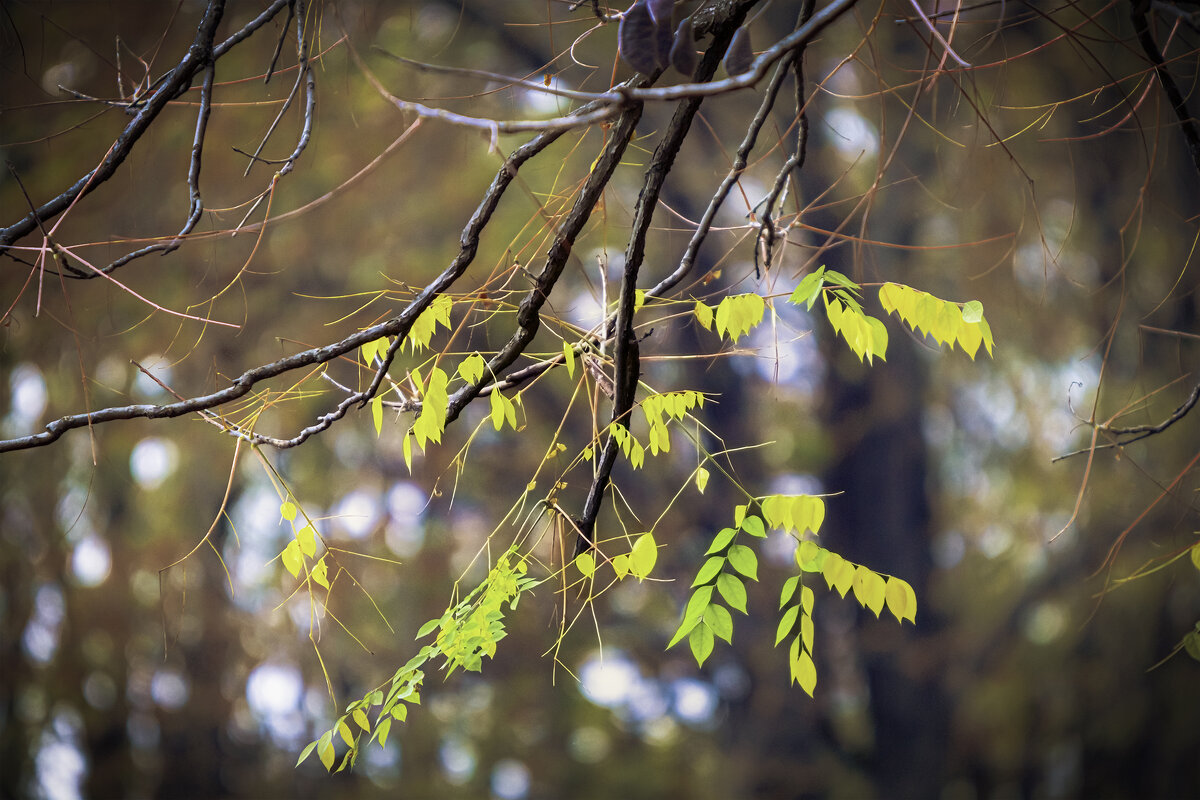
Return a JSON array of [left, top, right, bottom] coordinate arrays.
[[2, 0, 1198, 558]]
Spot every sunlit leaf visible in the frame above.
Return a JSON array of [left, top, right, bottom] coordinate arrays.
[[779, 575, 799, 609], [630, 532, 657, 580], [726, 544, 758, 581], [695, 466, 710, 494], [689, 622, 715, 666], [296, 524, 316, 558], [574, 552, 596, 579], [740, 514, 766, 538], [706, 527, 737, 555], [793, 649, 817, 696], [718, 572, 748, 614], [281, 540, 303, 578], [707, 603, 734, 643], [563, 342, 575, 379], [693, 556, 725, 587], [371, 395, 383, 436], [776, 604, 799, 646]]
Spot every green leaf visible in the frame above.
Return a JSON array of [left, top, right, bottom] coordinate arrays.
[[1185, 630, 1200, 662], [416, 617, 442, 638], [1191, 542, 1200, 572], [684, 585, 715, 623], [717, 572, 748, 614], [779, 575, 799, 609], [740, 514, 766, 538], [352, 709, 370, 731], [726, 544, 759, 581], [629, 532, 657, 580], [776, 604, 799, 646], [705, 527, 738, 555], [961, 299, 984, 323], [376, 717, 392, 749], [296, 740, 317, 767], [693, 556, 725, 587], [574, 552, 596, 579], [707, 603, 734, 643], [789, 267, 825, 310], [612, 554, 630, 580], [695, 466, 710, 494], [689, 622, 715, 666]]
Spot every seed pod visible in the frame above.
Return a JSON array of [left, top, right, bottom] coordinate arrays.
[[670, 15, 697, 75], [724, 26, 754, 76], [618, 1, 659, 75]]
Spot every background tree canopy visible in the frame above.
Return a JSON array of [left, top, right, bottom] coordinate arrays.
[[1, 1, 1198, 797]]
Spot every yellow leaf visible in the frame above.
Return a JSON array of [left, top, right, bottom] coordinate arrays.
[[695, 466, 710, 494], [574, 552, 596, 578], [297, 524, 316, 558], [352, 709, 370, 731], [281, 540, 303, 578], [563, 342, 576, 378], [793, 649, 817, 696], [1192, 542, 1200, 572], [371, 395, 383, 436], [280, 501, 297, 522]]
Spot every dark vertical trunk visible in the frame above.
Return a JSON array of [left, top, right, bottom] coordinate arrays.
[[821, 333, 950, 797]]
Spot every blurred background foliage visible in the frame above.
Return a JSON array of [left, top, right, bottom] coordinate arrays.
[[1, 1, 1198, 798]]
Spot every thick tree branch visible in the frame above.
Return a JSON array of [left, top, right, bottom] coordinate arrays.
[[575, 9, 751, 555]]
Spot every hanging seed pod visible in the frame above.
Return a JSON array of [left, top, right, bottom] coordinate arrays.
[[670, 15, 697, 76], [619, 1, 659, 74], [724, 26, 754, 75]]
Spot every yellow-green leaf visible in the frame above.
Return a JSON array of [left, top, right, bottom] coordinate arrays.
[[695, 466, 710, 494], [707, 603, 734, 643], [337, 718, 354, 748], [371, 395, 383, 436], [630, 532, 657, 580], [612, 554, 630, 580], [574, 552, 596, 579], [563, 342, 576, 378], [318, 736, 335, 771], [694, 300, 713, 330], [885, 576, 917, 624], [793, 648, 817, 696], [689, 622, 715, 666], [352, 709, 370, 731], [311, 555, 330, 589], [280, 501, 297, 521]]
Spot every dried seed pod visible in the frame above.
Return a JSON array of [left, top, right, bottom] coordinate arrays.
[[618, 1, 659, 74], [724, 26, 754, 75], [670, 15, 697, 75]]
